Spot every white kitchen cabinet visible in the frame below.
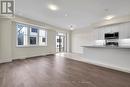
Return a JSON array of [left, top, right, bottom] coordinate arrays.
[[95, 28, 105, 40], [95, 22, 130, 40], [94, 29, 99, 40], [125, 24, 130, 38], [120, 22, 130, 39], [127, 29, 130, 38], [119, 23, 128, 39]]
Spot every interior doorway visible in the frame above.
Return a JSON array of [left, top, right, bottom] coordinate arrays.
[[56, 32, 66, 53]]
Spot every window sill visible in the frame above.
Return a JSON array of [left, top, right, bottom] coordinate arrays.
[[16, 45, 47, 48]]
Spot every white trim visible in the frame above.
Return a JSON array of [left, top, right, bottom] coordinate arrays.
[[59, 53, 130, 73], [82, 59, 130, 73], [16, 22, 28, 47], [14, 20, 48, 30], [16, 22, 48, 47], [0, 58, 12, 64], [39, 29, 48, 46]]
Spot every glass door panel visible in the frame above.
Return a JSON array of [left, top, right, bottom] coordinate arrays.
[[56, 35, 65, 52]]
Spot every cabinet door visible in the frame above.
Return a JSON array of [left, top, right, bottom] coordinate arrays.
[[99, 28, 105, 40], [94, 29, 99, 40], [119, 22, 130, 39], [119, 23, 127, 39], [127, 29, 130, 38], [125, 23, 130, 38], [96, 28, 104, 40]]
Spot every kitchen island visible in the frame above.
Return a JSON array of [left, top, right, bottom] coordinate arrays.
[[82, 45, 130, 73]]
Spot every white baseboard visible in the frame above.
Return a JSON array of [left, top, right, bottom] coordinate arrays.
[[62, 53, 130, 73], [0, 53, 56, 64], [82, 59, 130, 73], [0, 58, 12, 64], [12, 53, 56, 60]]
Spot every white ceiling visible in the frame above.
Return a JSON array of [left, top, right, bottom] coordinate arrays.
[[15, 0, 130, 30]]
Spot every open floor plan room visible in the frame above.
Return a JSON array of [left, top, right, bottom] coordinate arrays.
[[0, 0, 130, 87]]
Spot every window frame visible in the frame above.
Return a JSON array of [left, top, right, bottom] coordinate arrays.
[[16, 22, 48, 47], [39, 29, 48, 46], [16, 23, 29, 47], [29, 26, 39, 46]]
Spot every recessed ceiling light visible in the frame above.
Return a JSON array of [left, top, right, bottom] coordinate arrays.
[[65, 14, 68, 17], [48, 4, 59, 11], [70, 27, 74, 30], [69, 25, 75, 30], [104, 15, 115, 20]]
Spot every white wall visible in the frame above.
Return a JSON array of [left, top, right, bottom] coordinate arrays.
[[0, 16, 71, 63], [72, 29, 95, 53], [0, 19, 12, 62]]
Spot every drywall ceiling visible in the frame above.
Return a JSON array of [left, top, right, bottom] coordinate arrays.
[[15, 0, 130, 30]]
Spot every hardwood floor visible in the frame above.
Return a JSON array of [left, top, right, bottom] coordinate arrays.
[[0, 55, 130, 87]]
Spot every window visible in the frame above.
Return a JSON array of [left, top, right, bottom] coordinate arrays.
[[31, 28, 38, 33], [57, 39, 62, 42], [16, 23, 47, 47], [16, 23, 28, 46], [39, 29, 47, 46], [29, 27, 38, 45]]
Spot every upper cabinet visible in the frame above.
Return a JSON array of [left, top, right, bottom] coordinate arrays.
[[127, 29, 130, 38], [94, 28, 104, 40], [95, 22, 130, 40], [125, 23, 130, 38], [119, 22, 130, 39]]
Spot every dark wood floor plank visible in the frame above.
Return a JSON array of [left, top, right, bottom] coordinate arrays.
[[0, 55, 130, 87]]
